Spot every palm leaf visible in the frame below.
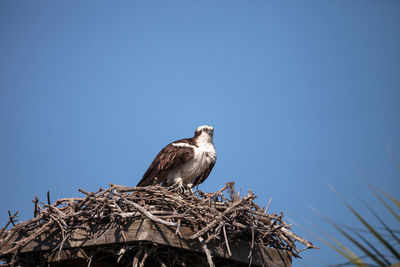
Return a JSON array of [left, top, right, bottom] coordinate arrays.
[[369, 185, 400, 224], [309, 228, 365, 266], [328, 218, 387, 266], [353, 230, 391, 266], [360, 196, 400, 246], [318, 235, 366, 266], [387, 146, 400, 173], [327, 183, 400, 261], [307, 206, 366, 266], [382, 190, 400, 209]]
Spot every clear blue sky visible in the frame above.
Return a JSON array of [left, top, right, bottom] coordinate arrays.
[[1, 1, 399, 265]]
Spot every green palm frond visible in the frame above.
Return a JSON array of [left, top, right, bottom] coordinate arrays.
[[387, 146, 400, 173], [317, 235, 367, 267], [328, 183, 400, 261], [308, 206, 366, 266], [369, 185, 400, 224], [325, 215, 387, 267], [303, 219, 366, 266], [382, 190, 400, 210], [352, 230, 391, 266], [314, 154, 400, 266], [359, 196, 400, 246]]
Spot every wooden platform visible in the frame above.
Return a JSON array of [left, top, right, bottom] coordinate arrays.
[[1, 219, 292, 266]]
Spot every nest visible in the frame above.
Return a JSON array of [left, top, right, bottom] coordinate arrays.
[[0, 182, 317, 266]]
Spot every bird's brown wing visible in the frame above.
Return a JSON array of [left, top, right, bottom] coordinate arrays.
[[137, 141, 195, 187]]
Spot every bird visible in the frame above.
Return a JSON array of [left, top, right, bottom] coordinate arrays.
[[137, 125, 216, 189]]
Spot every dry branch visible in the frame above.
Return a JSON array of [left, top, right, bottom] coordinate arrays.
[[0, 182, 317, 266]]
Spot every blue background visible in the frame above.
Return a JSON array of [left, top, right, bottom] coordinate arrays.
[[1, 1, 399, 265]]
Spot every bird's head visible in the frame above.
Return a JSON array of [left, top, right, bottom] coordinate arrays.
[[194, 125, 214, 143], [195, 125, 214, 136]]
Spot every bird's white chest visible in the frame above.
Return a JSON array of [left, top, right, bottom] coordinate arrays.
[[191, 143, 216, 170], [168, 142, 216, 186]]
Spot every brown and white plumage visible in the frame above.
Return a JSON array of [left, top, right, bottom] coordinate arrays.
[[137, 125, 216, 188]]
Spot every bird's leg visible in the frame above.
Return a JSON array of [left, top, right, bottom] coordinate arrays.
[[181, 183, 193, 195], [178, 184, 185, 194], [169, 182, 186, 194], [169, 180, 195, 195], [180, 183, 194, 195], [186, 183, 195, 194]]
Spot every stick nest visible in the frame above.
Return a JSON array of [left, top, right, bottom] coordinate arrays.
[[0, 182, 317, 266]]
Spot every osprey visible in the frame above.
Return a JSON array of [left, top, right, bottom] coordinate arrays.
[[137, 125, 216, 188]]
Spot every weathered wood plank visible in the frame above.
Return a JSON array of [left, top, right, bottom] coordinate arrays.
[[1, 219, 292, 266]]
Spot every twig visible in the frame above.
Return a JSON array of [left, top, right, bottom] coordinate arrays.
[[132, 247, 143, 267], [198, 236, 215, 267], [33, 196, 39, 217], [278, 226, 318, 249], [175, 219, 182, 238], [222, 223, 232, 257], [7, 210, 16, 227], [121, 198, 177, 227], [265, 197, 272, 213], [248, 226, 255, 267], [139, 246, 156, 267], [1, 211, 18, 237], [87, 255, 93, 267], [189, 191, 255, 239], [47, 190, 51, 205]]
